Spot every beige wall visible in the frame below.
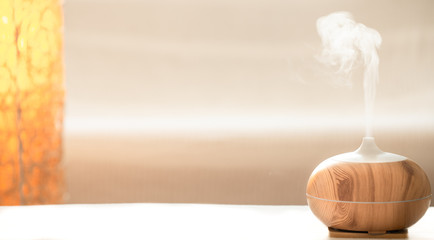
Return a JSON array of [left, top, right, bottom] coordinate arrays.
[[64, 131, 434, 205], [63, 0, 434, 204]]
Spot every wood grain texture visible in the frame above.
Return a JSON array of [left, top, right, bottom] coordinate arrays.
[[307, 159, 431, 232]]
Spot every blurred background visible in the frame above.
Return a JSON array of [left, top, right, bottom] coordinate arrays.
[[63, 0, 434, 204]]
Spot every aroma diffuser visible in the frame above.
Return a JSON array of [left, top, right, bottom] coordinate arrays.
[[307, 11, 432, 236], [307, 137, 431, 234]]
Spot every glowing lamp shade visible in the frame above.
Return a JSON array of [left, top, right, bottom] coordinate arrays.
[[0, 0, 64, 205]]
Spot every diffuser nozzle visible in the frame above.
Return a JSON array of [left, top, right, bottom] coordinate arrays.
[[355, 137, 383, 157], [326, 137, 406, 163]]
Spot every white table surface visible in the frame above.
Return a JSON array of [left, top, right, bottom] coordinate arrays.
[[0, 204, 432, 240]]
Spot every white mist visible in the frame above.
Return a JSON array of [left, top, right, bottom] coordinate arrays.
[[316, 12, 382, 137]]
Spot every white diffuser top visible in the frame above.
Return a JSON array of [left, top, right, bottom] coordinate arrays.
[[330, 137, 407, 163]]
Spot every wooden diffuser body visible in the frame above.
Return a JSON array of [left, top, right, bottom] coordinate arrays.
[[307, 138, 431, 233]]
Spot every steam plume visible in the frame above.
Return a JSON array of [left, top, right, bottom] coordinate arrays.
[[316, 12, 382, 137]]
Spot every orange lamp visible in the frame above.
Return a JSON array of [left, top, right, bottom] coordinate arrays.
[[0, 0, 64, 205]]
